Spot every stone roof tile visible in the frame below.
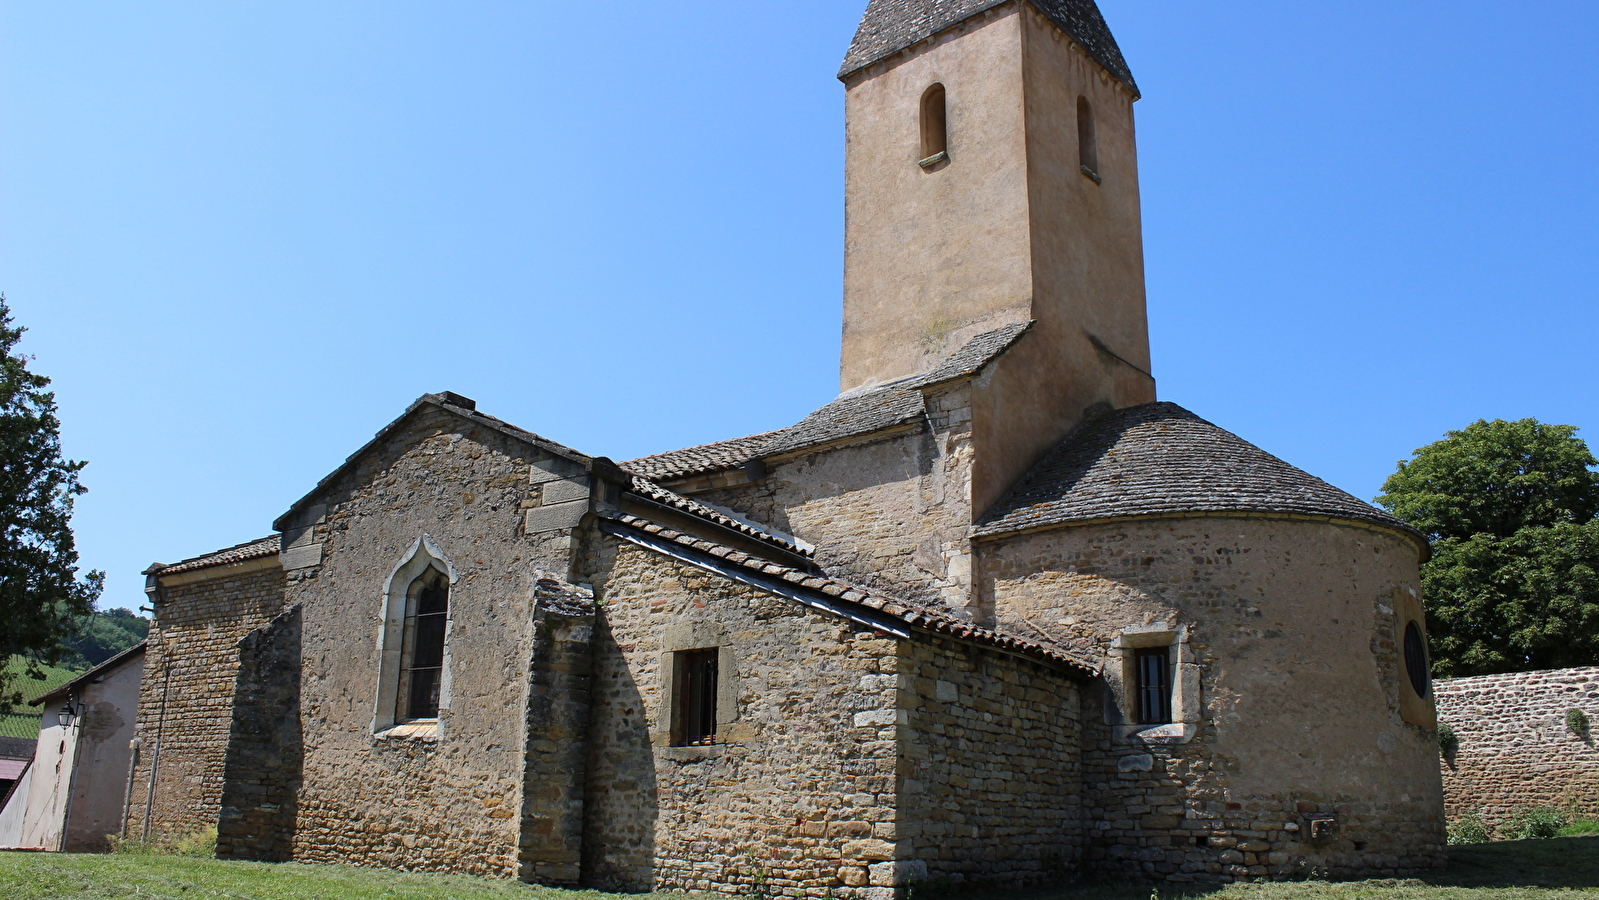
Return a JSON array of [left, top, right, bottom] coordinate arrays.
[[621, 430, 784, 482], [623, 323, 1029, 480], [976, 402, 1423, 542], [839, 0, 1137, 97], [907, 321, 1033, 388]]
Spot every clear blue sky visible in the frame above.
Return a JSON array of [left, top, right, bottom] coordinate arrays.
[[4, 1, 1596, 610]]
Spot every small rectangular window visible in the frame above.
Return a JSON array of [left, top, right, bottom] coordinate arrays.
[[1135, 646, 1172, 724], [675, 648, 719, 746]]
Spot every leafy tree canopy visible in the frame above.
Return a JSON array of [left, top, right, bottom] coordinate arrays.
[[1378, 418, 1599, 677], [0, 296, 103, 708], [1379, 418, 1599, 543], [60, 607, 150, 669]]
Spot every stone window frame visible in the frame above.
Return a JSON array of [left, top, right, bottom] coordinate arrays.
[[373, 534, 459, 738], [1105, 624, 1200, 744], [1391, 585, 1437, 729], [654, 621, 740, 760]]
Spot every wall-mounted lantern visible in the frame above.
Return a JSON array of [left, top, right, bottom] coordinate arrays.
[[57, 701, 76, 728]]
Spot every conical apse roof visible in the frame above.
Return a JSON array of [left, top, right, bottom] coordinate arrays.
[[976, 402, 1419, 541]]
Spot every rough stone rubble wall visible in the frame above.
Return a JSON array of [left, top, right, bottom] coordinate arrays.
[[517, 600, 595, 885], [898, 635, 1084, 886], [694, 384, 976, 617], [1434, 666, 1599, 825], [981, 517, 1445, 883], [126, 562, 285, 843], [217, 605, 302, 861], [280, 407, 568, 877], [583, 541, 901, 897]]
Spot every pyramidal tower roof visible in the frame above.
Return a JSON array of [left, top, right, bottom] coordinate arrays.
[[839, 0, 1138, 95]]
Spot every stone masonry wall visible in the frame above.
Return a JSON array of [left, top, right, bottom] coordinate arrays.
[[697, 383, 977, 617], [126, 560, 285, 843], [981, 517, 1445, 882], [281, 406, 578, 877], [898, 635, 1084, 887], [1434, 667, 1599, 826], [517, 590, 595, 885], [217, 605, 303, 861], [583, 540, 900, 897]]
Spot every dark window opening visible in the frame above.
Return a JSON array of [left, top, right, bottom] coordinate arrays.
[[1135, 646, 1172, 725], [920, 83, 948, 164], [1404, 620, 1430, 699], [676, 648, 720, 746], [1077, 95, 1099, 180], [398, 568, 448, 722]]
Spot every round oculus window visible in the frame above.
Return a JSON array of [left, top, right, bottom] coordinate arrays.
[[1403, 620, 1430, 699]]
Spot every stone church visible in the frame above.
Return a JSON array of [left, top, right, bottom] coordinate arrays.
[[127, 0, 1446, 891]]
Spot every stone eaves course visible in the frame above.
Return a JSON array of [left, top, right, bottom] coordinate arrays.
[[976, 401, 1423, 544], [605, 512, 1096, 677], [839, 0, 1138, 96]]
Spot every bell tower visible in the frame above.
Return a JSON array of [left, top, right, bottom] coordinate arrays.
[[839, 0, 1157, 514]]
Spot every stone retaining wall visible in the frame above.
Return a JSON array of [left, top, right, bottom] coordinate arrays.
[[1434, 667, 1599, 826]]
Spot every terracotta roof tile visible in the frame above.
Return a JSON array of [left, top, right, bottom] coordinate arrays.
[[146, 536, 279, 577], [627, 476, 811, 558], [606, 513, 1096, 676]]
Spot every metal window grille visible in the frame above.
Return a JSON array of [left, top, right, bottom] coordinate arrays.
[[677, 649, 719, 746], [397, 571, 448, 722], [1135, 646, 1172, 725]]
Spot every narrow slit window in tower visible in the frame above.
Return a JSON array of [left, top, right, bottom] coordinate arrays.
[[1135, 646, 1172, 724], [919, 83, 948, 167], [1077, 95, 1099, 182], [397, 568, 448, 722]]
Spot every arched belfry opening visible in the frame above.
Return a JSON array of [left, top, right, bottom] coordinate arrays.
[[919, 83, 948, 166], [1077, 95, 1098, 180]]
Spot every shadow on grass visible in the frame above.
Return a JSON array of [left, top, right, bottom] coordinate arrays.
[[913, 836, 1599, 900], [1428, 835, 1599, 889]]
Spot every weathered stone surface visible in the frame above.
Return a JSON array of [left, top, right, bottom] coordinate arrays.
[[127, 558, 286, 844], [1435, 666, 1599, 828]]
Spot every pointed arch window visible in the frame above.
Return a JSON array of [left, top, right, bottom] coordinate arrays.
[[1077, 95, 1100, 183], [375, 535, 457, 734], [919, 83, 948, 168], [398, 568, 449, 721]]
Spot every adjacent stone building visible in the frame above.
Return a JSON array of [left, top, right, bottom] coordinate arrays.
[[127, 0, 1446, 891]]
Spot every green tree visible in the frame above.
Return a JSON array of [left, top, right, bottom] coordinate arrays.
[[0, 296, 103, 708], [59, 607, 150, 668], [1378, 418, 1599, 676]]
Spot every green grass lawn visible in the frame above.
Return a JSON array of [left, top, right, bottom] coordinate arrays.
[[5, 837, 1599, 900]]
